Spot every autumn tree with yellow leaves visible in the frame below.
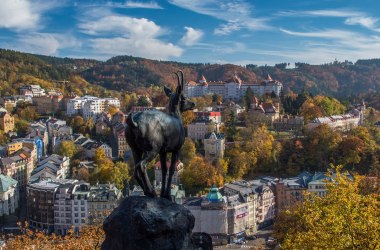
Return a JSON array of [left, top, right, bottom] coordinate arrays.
[[274, 166, 380, 249]]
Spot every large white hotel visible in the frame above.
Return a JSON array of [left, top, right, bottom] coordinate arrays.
[[66, 95, 120, 119], [184, 74, 283, 100]]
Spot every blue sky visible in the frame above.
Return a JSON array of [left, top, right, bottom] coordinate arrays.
[[1, 0, 380, 66]]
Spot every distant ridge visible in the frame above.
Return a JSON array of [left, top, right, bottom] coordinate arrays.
[[0, 48, 380, 99]]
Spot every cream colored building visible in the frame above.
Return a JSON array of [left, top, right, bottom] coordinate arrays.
[[0, 111, 14, 133], [204, 132, 225, 160]]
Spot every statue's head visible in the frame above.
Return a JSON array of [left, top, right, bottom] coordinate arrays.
[[164, 71, 195, 113]]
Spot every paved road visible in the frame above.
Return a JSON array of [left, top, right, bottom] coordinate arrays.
[[214, 226, 274, 250]]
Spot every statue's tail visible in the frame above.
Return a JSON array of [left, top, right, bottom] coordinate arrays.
[[126, 112, 138, 128]]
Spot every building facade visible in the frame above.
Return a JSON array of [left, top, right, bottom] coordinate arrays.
[[0, 175, 19, 216], [67, 96, 120, 119], [184, 74, 283, 100], [154, 160, 183, 186], [204, 132, 225, 161], [0, 111, 14, 133]]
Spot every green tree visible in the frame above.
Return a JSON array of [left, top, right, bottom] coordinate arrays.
[[181, 156, 224, 195], [274, 167, 380, 249], [58, 141, 77, 158], [180, 138, 196, 165], [224, 111, 237, 141]]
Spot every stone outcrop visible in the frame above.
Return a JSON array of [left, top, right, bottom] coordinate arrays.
[[101, 196, 197, 250]]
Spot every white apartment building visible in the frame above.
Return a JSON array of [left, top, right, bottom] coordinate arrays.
[[306, 114, 360, 131], [19, 85, 46, 97], [28, 179, 122, 235], [67, 96, 120, 119], [54, 182, 89, 235], [185, 186, 252, 236]]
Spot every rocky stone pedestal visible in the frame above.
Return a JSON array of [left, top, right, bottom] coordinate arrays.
[[101, 196, 197, 250]]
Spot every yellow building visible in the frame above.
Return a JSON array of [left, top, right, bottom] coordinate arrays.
[[7, 141, 23, 155], [0, 111, 15, 133]]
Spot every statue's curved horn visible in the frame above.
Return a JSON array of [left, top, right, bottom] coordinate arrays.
[[177, 70, 184, 90]]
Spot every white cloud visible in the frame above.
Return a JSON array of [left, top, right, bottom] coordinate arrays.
[[277, 28, 380, 64], [0, 0, 39, 30], [0, 0, 63, 30], [121, 1, 162, 9], [169, 0, 270, 35], [79, 15, 162, 38], [277, 9, 380, 32], [3, 33, 82, 56], [276, 9, 362, 18], [279, 28, 356, 39], [180, 27, 203, 46], [89, 37, 183, 60], [345, 17, 380, 31], [79, 13, 183, 59], [17, 33, 60, 55]]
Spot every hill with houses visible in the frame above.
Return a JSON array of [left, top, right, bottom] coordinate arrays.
[[0, 49, 380, 108]]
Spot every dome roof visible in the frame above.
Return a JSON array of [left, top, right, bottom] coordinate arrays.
[[207, 186, 223, 203]]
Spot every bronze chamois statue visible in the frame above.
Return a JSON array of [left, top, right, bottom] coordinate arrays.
[[125, 71, 195, 199]]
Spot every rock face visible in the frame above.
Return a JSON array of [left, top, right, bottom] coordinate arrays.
[[101, 196, 196, 250]]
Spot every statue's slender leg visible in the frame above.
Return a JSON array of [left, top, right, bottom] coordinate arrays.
[[132, 150, 145, 193], [140, 151, 158, 197], [159, 152, 167, 197], [165, 151, 179, 199]]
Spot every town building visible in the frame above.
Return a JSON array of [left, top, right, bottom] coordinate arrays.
[[83, 141, 112, 159], [0, 111, 14, 133], [0, 175, 19, 216], [274, 172, 312, 211], [87, 183, 123, 221], [27, 179, 76, 233], [306, 114, 360, 131], [185, 186, 251, 236], [194, 111, 222, 124], [53, 181, 89, 235], [204, 132, 225, 161], [273, 115, 304, 132], [30, 154, 70, 182], [27, 179, 122, 235], [249, 102, 280, 124], [224, 179, 275, 229], [187, 120, 220, 140], [184, 74, 283, 100], [0, 95, 32, 111], [46, 118, 72, 153], [27, 122, 49, 157], [184, 187, 228, 235], [154, 160, 183, 186], [0, 153, 32, 191], [19, 85, 46, 97], [66, 96, 120, 119], [112, 122, 129, 159], [32, 95, 64, 115]]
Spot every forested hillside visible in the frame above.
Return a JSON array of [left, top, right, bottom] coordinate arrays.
[[1, 49, 380, 107]]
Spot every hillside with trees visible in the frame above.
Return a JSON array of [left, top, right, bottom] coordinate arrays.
[[1, 49, 380, 102]]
